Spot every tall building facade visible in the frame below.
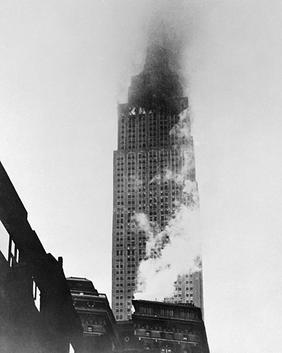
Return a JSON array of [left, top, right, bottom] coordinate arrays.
[[112, 45, 201, 321], [164, 271, 203, 309]]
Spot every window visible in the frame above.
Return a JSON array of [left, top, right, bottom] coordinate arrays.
[[32, 280, 41, 311], [0, 222, 9, 261]]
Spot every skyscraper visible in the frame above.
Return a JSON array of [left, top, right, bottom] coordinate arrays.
[[112, 45, 201, 321]]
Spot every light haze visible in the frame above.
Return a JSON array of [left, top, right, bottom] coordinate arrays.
[[0, 1, 282, 353]]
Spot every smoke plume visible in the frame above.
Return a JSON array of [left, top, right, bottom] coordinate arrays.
[[133, 105, 201, 300], [134, 205, 201, 300], [124, 2, 204, 301]]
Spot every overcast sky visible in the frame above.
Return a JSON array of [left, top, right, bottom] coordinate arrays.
[[1, 1, 282, 353]]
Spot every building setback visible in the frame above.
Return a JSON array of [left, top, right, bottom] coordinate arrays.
[[112, 45, 202, 321]]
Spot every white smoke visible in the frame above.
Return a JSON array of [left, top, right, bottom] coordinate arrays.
[[131, 212, 163, 258], [168, 109, 199, 207], [131, 212, 151, 234], [170, 108, 191, 141], [149, 109, 199, 207], [135, 205, 201, 300], [128, 173, 143, 190], [133, 107, 201, 300]]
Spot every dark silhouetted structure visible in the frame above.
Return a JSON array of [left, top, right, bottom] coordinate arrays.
[[0, 162, 82, 353], [68, 277, 121, 353]]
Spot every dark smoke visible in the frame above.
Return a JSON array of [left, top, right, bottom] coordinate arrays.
[[128, 45, 183, 112], [127, 14, 188, 112]]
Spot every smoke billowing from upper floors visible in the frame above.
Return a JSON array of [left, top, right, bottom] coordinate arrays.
[[112, 1, 203, 320]]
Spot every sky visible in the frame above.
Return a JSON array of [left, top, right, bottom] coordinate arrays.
[[1, 1, 282, 352]]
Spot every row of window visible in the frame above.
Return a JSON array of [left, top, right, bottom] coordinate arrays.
[[115, 295, 132, 300], [115, 276, 135, 282], [119, 140, 183, 150], [116, 154, 183, 164]]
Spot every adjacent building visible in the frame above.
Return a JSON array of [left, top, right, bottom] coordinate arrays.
[[112, 44, 202, 320], [118, 299, 209, 353], [67, 277, 121, 353]]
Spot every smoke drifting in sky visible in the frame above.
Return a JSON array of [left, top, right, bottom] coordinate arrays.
[[114, 0, 202, 102]]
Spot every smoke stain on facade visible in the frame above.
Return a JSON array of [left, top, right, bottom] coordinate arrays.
[[112, 42, 202, 321]]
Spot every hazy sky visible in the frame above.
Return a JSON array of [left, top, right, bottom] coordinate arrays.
[[1, 1, 282, 352]]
